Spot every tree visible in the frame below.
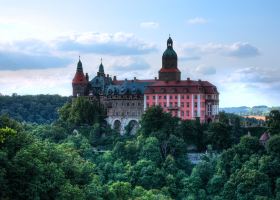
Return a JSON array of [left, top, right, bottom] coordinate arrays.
[[108, 181, 132, 200], [267, 110, 280, 135], [207, 122, 232, 151], [267, 135, 280, 156], [0, 127, 16, 143]]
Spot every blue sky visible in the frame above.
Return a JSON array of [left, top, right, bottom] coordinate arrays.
[[0, 0, 279, 107]]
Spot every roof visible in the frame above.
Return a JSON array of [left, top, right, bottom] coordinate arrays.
[[145, 80, 218, 94], [159, 68, 181, 73], [72, 72, 88, 84], [113, 79, 156, 85], [259, 132, 270, 141]]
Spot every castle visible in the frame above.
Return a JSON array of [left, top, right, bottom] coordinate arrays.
[[72, 36, 219, 134]]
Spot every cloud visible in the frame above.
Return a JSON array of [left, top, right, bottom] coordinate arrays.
[[55, 32, 157, 55], [0, 39, 72, 70], [109, 57, 150, 72], [140, 22, 159, 29], [180, 42, 260, 58], [195, 65, 216, 75], [0, 51, 71, 70], [228, 67, 280, 84], [187, 17, 208, 25], [225, 42, 260, 58], [0, 32, 157, 70]]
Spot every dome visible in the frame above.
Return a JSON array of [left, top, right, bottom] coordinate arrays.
[[162, 36, 177, 58], [162, 47, 177, 58]]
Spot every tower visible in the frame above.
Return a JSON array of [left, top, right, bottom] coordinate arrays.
[[97, 58, 105, 76], [158, 36, 181, 81], [72, 58, 88, 97]]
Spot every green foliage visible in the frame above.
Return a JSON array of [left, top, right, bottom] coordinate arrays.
[[267, 110, 280, 135], [207, 122, 232, 151], [0, 95, 68, 123], [267, 135, 280, 156], [1, 104, 279, 200], [0, 127, 16, 143], [58, 97, 106, 126]]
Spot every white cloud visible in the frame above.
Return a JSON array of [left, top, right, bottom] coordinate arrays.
[[140, 22, 159, 29], [55, 32, 157, 56], [180, 42, 260, 58], [187, 17, 208, 25], [195, 65, 216, 75]]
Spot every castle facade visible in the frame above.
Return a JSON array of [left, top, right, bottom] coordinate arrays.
[[72, 37, 219, 134]]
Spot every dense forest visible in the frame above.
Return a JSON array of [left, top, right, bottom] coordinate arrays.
[[1, 97, 280, 199], [0, 94, 69, 123]]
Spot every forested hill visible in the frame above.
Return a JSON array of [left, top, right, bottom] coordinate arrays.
[[0, 95, 69, 123]]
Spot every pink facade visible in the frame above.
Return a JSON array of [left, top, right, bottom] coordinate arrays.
[[144, 80, 219, 123]]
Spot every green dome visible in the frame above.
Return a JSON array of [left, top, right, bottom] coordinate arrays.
[[162, 36, 177, 58], [163, 48, 177, 58]]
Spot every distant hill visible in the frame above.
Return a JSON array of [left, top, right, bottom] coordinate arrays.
[[220, 105, 280, 116], [0, 94, 69, 124]]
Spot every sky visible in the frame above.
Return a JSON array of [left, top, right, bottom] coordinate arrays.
[[0, 0, 279, 107]]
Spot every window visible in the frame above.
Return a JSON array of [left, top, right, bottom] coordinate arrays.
[[153, 96, 155, 100], [195, 102, 197, 108], [175, 102, 178, 106], [146, 96, 149, 100], [164, 96, 167, 99], [186, 111, 189, 116], [132, 103, 135, 106], [181, 102, 184, 107], [146, 103, 149, 108], [181, 95, 184, 99], [127, 102, 129, 106], [194, 111, 198, 117], [164, 103, 167, 107], [138, 102, 140, 106], [170, 95, 173, 99], [175, 96, 178, 99], [127, 112, 129, 116], [187, 95, 189, 99], [195, 95, 197, 99], [153, 102, 155, 106], [170, 102, 173, 106], [187, 102, 190, 108], [159, 102, 162, 106], [159, 96, 162, 99], [181, 111, 184, 116]]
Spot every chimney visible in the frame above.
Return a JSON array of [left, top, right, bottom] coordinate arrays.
[[85, 73, 89, 81], [134, 77, 137, 81], [154, 77, 157, 80], [113, 76, 117, 81], [187, 77, 190, 81]]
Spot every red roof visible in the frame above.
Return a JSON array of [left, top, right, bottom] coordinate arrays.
[[72, 72, 88, 84], [145, 80, 218, 94], [159, 68, 181, 73]]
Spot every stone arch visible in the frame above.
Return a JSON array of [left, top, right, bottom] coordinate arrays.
[[113, 119, 121, 132], [126, 120, 139, 135]]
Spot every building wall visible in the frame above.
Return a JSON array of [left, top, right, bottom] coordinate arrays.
[[144, 93, 218, 122]]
